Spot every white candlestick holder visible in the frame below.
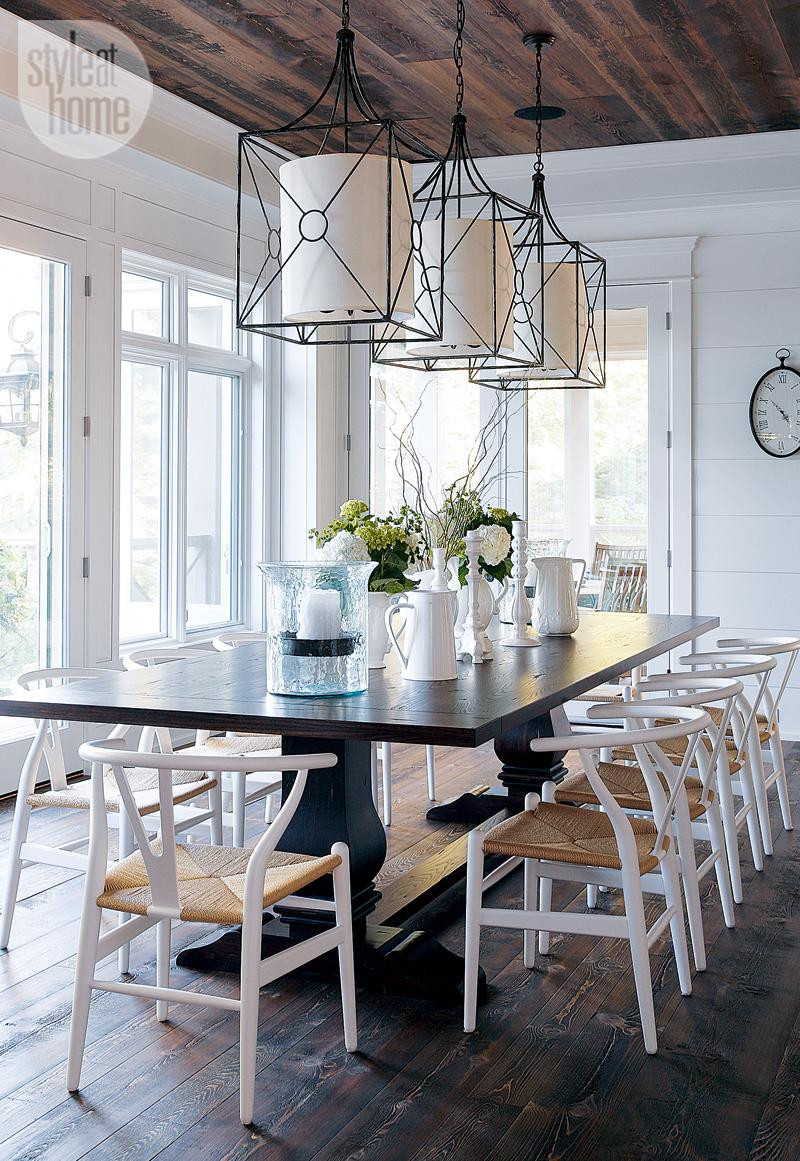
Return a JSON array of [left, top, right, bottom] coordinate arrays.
[[502, 519, 540, 648], [457, 529, 488, 664]]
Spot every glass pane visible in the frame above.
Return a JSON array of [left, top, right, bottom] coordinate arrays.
[[527, 391, 565, 534], [187, 288, 234, 350], [370, 365, 480, 516], [186, 371, 238, 629], [121, 271, 166, 337], [591, 308, 648, 544], [119, 362, 166, 641], [0, 248, 66, 718]]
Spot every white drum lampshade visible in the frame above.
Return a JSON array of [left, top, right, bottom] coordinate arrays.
[[535, 260, 587, 374], [407, 217, 515, 358], [279, 153, 413, 325]]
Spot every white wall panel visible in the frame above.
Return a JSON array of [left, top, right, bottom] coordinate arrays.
[[695, 459, 800, 517], [693, 232, 800, 293], [693, 345, 788, 405], [695, 516, 800, 574], [693, 287, 800, 350], [694, 571, 800, 632], [693, 403, 764, 460]]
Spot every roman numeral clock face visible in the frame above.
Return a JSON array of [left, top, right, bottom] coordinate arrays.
[[749, 354, 800, 458]]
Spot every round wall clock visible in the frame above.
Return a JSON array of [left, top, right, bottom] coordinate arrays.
[[749, 349, 800, 458]]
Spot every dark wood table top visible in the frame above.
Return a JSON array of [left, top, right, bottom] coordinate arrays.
[[0, 613, 718, 747]]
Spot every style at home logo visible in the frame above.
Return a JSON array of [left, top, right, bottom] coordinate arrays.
[[18, 20, 152, 159]]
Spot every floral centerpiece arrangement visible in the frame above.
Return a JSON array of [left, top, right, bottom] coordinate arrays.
[[310, 500, 419, 594], [456, 501, 516, 586]]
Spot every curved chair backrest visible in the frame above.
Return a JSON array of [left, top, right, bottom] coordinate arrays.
[[122, 646, 211, 752], [79, 740, 336, 927], [531, 704, 711, 863], [679, 651, 777, 759], [717, 635, 800, 732], [212, 632, 268, 651], [14, 667, 127, 792]]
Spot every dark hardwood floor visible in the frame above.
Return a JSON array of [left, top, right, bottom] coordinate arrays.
[[1, 739, 799, 1160]]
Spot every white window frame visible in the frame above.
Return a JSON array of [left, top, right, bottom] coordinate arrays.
[[119, 252, 254, 647]]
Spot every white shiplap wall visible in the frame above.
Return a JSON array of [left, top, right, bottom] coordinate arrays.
[[480, 131, 800, 733]]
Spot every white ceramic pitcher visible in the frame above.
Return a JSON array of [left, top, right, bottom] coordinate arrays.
[[386, 590, 458, 681], [531, 556, 584, 636]]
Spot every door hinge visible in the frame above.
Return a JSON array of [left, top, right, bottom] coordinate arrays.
[[666, 548, 673, 568], [83, 415, 91, 437], [344, 432, 352, 452], [665, 310, 672, 331], [666, 429, 673, 449], [81, 556, 90, 579], [84, 274, 92, 297]]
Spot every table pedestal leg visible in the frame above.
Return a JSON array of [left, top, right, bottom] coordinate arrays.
[[426, 710, 568, 823], [176, 735, 485, 1004]]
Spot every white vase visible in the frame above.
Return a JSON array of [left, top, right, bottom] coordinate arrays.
[[531, 556, 580, 636], [429, 547, 451, 592], [367, 591, 392, 668]]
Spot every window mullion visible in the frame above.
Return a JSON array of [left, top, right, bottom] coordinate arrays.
[[171, 353, 188, 642]]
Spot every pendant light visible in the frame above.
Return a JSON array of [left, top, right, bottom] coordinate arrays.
[[370, 0, 542, 373], [469, 33, 606, 390], [236, 0, 444, 347]]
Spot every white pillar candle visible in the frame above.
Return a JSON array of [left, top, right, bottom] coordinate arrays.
[[297, 588, 343, 640]]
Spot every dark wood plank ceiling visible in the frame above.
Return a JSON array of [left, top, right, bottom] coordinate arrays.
[[5, 0, 800, 154]]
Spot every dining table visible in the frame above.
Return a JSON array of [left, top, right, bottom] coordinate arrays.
[[0, 611, 718, 1003]]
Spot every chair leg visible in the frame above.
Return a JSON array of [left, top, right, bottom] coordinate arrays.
[[238, 914, 263, 1126], [660, 850, 693, 997], [749, 734, 774, 857], [769, 734, 793, 832], [586, 883, 599, 910], [463, 831, 484, 1033], [674, 802, 706, 972], [117, 810, 135, 974], [332, 843, 357, 1052], [523, 858, 538, 968], [738, 760, 765, 872], [381, 742, 392, 828], [156, 920, 171, 1022], [0, 795, 32, 949], [425, 746, 436, 801], [621, 873, 658, 1053], [537, 873, 552, 956], [209, 780, 224, 846], [716, 768, 744, 903], [706, 798, 735, 929], [66, 900, 103, 1092], [232, 772, 246, 848]]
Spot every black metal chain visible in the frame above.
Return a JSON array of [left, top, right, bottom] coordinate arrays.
[[454, 0, 465, 113], [341, 0, 350, 28], [534, 41, 543, 172]]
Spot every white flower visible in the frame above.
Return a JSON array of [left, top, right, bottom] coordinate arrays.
[[317, 530, 370, 563], [476, 523, 511, 567]]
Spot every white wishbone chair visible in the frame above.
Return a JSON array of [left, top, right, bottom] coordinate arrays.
[[716, 635, 797, 837], [67, 740, 356, 1126], [369, 742, 437, 828], [0, 668, 221, 964], [464, 704, 711, 1053], [561, 675, 739, 970], [679, 651, 783, 856]]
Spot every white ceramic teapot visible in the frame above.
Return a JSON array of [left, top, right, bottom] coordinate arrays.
[[531, 556, 584, 636], [386, 590, 458, 681]]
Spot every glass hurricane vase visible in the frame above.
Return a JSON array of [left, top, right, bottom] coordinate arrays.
[[258, 560, 376, 696]]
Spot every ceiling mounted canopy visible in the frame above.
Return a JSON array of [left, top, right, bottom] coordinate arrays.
[[236, 0, 444, 347], [469, 34, 607, 391], [370, 0, 542, 375]]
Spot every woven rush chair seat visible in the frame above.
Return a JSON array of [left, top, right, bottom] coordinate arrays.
[[26, 768, 217, 816], [483, 802, 663, 874], [97, 840, 341, 924], [612, 733, 741, 773], [573, 685, 624, 704], [702, 704, 775, 744], [187, 734, 281, 757], [555, 761, 712, 821]]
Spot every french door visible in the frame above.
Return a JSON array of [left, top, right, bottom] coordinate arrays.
[[0, 219, 87, 792]]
